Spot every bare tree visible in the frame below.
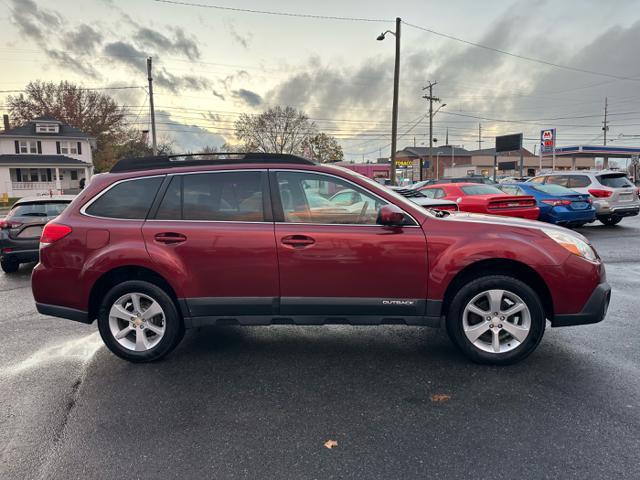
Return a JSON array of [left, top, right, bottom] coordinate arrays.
[[304, 132, 344, 163], [234, 106, 316, 154]]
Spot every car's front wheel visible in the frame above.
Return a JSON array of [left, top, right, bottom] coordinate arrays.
[[97, 280, 184, 362], [446, 275, 546, 365], [1, 258, 19, 273]]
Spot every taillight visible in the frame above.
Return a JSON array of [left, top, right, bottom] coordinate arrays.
[[0, 220, 22, 229], [542, 199, 572, 206], [588, 189, 612, 198], [40, 223, 72, 246]]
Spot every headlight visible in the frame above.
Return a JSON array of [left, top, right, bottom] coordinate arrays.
[[542, 228, 597, 262]]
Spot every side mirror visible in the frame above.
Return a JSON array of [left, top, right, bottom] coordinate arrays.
[[377, 204, 405, 226]]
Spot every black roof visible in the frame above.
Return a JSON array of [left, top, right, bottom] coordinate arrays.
[[110, 153, 315, 173], [0, 117, 92, 138], [0, 154, 89, 165]]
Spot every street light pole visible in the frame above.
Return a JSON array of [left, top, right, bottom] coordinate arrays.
[[377, 18, 401, 185]]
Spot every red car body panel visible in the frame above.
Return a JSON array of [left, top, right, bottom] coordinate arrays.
[[420, 183, 540, 220], [32, 162, 606, 327]]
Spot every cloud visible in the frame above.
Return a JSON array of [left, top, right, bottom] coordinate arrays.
[[103, 41, 211, 93], [225, 21, 252, 49], [134, 27, 200, 60], [62, 25, 103, 54], [46, 49, 100, 79], [8, 0, 62, 43], [212, 90, 226, 101], [155, 110, 227, 151], [232, 89, 263, 107]]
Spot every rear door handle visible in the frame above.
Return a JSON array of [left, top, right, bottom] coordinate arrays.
[[281, 235, 315, 248], [154, 232, 187, 245]]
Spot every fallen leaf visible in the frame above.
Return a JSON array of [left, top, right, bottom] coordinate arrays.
[[324, 440, 338, 449], [430, 394, 452, 403]]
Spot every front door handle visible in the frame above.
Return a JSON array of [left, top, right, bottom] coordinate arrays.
[[154, 232, 187, 245], [281, 235, 315, 248]]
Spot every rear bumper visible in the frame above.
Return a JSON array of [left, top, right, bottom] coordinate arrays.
[[1, 248, 39, 263], [35, 302, 92, 324], [0, 235, 40, 263], [552, 282, 611, 327], [594, 202, 639, 217], [544, 208, 596, 225]]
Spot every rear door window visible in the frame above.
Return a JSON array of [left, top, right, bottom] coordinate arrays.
[[156, 171, 266, 222], [545, 175, 569, 187], [567, 175, 591, 188], [597, 174, 633, 188], [86, 177, 163, 219]]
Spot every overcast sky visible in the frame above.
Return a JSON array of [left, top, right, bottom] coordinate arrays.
[[2, 0, 640, 159]]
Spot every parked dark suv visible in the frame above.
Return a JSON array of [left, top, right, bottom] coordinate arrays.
[[32, 154, 611, 364]]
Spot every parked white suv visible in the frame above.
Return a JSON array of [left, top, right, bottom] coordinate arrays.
[[528, 171, 639, 225]]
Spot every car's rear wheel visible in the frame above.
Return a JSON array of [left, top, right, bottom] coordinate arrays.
[[446, 275, 545, 365], [97, 280, 184, 362], [1, 258, 19, 273], [599, 215, 622, 226]]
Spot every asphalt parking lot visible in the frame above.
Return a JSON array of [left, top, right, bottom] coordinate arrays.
[[1, 217, 639, 480]]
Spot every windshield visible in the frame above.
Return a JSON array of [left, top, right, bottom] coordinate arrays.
[[532, 184, 577, 195], [597, 174, 633, 188], [461, 185, 504, 195]]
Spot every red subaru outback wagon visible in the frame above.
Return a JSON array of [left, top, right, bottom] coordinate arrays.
[[32, 153, 611, 364]]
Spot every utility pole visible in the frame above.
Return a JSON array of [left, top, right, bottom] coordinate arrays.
[[422, 81, 440, 181], [602, 97, 609, 169], [445, 127, 449, 146], [147, 57, 158, 155], [478, 123, 483, 150], [388, 17, 402, 185]]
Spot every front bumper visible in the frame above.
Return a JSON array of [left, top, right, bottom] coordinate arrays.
[[552, 282, 611, 327]]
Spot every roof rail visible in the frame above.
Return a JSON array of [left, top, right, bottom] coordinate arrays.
[[110, 152, 315, 173]]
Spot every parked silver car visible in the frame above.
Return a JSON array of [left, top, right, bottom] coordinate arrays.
[[527, 171, 639, 225]]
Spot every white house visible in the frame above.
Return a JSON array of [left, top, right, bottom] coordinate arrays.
[[0, 114, 94, 198]]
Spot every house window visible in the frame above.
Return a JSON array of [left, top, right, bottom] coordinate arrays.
[[71, 170, 78, 180], [60, 141, 78, 155], [36, 123, 59, 133], [19, 140, 38, 154], [29, 169, 39, 182]]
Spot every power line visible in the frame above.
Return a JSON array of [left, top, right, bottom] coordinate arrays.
[[0, 86, 143, 93], [150, 0, 390, 22], [402, 21, 640, 82]]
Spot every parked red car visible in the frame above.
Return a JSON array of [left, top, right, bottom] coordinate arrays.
[[419, 183, 540, 220], [32, 154, 609, 365]]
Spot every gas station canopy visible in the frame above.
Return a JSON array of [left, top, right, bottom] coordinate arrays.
[[542, 145, 640, 158]]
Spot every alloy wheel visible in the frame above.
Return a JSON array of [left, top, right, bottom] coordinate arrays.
[[462, 289, 531, 354], [108, 292, 166, 351]]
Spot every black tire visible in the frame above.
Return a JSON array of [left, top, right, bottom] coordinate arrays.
[[446, 275, 546, 365], [599, 215, 622, 226], [1, 259, 19, 273], [97, 280, 184, 362]]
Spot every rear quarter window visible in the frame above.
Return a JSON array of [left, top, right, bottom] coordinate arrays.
[[85, 177, 163, 219], [597, 174, 633, 188]]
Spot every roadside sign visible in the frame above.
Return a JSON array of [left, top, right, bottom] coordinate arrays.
[[495, 133, 522, 153], [541, 129, 556, 154]]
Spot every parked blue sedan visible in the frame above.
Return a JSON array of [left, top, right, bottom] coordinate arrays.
[[500, 182, 596, 227]]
